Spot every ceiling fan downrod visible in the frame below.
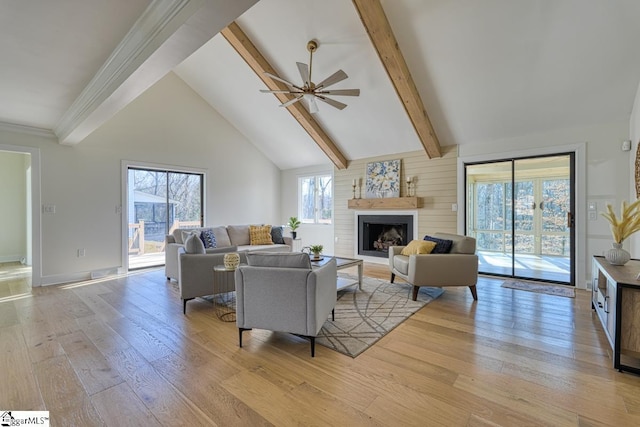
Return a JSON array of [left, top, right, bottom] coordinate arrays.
[[306, 40, 317, 89]]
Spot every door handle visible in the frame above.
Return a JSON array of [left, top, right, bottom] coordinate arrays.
[[567, 212, 574, 228]]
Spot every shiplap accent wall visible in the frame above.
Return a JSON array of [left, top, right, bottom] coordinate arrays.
[[333, 145, 458, 258]]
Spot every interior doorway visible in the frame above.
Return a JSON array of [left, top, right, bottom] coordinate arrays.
[[465, 154, 575, 285], [0, 146, 39, 294]]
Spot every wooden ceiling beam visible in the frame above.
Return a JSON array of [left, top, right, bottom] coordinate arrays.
[[352, 0, 441, 158], [221, 22, 349, 170]]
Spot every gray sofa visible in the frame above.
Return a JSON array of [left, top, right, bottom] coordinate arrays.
[[165, 224, 292, 281]]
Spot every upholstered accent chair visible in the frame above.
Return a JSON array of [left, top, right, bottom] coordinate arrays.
[[234, 252, 337, 357], [178, 247, 247, 314], [389, 232, 479, 301]]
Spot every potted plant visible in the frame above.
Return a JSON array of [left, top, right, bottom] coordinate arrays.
[[308, 244, 323, 260], [287, 216, 301, 239]]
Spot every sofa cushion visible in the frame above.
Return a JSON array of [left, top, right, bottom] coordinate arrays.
[[249, 225, 273, 245], [184, 232, 205, 254], [246, 252, 311, 269], [228, 225, 251, 246], [212, 226, 232, 247], [205, 245, 237, 254], [423, 235, 453, 254], [434, 232, 476, 254], [401, 240, 436, 255], [270, 225, 285, 244], [201, 229, 216, 248]]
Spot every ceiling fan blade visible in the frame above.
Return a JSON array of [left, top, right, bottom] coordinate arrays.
[[279, 95, 303, 108], [316, 95, 347, 110], [260, 89, 301, 94], [263, 72, 301, 90], [316, 69, 348, 89], [296, 62, 309, 86], [308, 96, 319, 114], [317, 88, 360, 96]]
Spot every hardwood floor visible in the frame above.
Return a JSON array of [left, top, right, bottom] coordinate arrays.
[[1, 262, 639, 426]]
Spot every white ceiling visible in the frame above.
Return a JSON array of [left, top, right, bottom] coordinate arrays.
[[3, 0, 640, 170]]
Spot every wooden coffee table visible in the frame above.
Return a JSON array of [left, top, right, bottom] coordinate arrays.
[[310, 256, 363, 291]]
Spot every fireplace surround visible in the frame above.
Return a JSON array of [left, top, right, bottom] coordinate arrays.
[[357, 213, 415, 258]]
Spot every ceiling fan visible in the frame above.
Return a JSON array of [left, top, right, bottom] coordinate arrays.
[[260, 40, 360, 114]]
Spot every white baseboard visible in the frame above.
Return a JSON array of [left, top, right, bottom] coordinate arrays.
[[0, 255, 24, 264]]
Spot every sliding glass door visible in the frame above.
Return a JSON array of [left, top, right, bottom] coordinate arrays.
[[466, 154, 574, 284], [127, 167, 203, 270]]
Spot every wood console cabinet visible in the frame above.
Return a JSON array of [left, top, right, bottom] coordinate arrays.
[[592, 256, 640, 374]]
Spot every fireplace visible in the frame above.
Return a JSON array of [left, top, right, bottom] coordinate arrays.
[[358, 214, 414, 258]]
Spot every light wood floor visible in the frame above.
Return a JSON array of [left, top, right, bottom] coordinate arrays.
[[1, 263, 639, 426]]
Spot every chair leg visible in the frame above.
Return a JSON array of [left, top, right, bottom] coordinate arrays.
[[310, 336, 315, 357], [182, 298, 194, 315], [332, 308, 335, 321], [412, 285, 419, 301], [238, 328, 251, 348], [469, 285, 478, 300], [390, 273, 396, 283]]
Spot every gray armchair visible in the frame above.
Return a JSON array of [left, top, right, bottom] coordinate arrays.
[[389, 232, 478, 301], [178, 248, 247, 314], [234, 252, 337, 357]]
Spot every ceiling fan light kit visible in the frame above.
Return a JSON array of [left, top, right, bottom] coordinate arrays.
[[261, 40, 360, 113]]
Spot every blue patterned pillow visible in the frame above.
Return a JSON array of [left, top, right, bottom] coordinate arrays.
[[200, 229, 217, 248], [270, 225, 285, 244], [423, 235, 453, 254]]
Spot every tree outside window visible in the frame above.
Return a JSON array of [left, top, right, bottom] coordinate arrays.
[[299, 174, 332, 224]]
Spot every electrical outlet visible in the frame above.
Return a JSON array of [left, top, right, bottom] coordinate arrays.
[[43, 204, 56, 214], [451, 203, 458, 212], [77, 248, 86, 257], [589, 211, 597, 221]]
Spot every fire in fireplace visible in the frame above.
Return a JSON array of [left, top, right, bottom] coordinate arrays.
[[358, 215, 414, 258]]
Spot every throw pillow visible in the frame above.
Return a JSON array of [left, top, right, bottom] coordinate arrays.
[[401, 239, 436, 256], [270, 225, 285, 244], [184, 232, 205, 254], [201, 229, 217, 248], [423, 235, 453, 254], [249, 225, 274, 245]]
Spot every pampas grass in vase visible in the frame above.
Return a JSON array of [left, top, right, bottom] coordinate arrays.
[[601, 199, 640, 265]]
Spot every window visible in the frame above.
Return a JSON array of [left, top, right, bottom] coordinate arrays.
[[299, 174, 332, 224]]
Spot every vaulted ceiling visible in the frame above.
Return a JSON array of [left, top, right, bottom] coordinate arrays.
[[3, 0, 640, 170]]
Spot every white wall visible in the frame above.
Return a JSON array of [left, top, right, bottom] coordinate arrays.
[[0, 151, 27, 262], [281, 163, 335, 253], [0, 72, 282, 285]]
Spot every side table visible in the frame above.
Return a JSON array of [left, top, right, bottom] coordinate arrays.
[[213, 265, 237, 322]]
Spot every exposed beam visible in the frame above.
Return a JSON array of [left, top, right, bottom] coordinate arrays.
[[221, 22, 349, 170], [352, 0, 441, 158], [55, 0, 258, 145]]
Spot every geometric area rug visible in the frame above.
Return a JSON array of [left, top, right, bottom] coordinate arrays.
[[316, 275, 444, 358], [501, 279, 575, 298]]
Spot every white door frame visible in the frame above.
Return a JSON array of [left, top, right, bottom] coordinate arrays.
[[458, 143, 587, 289], [0, 144, 42, 286]]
